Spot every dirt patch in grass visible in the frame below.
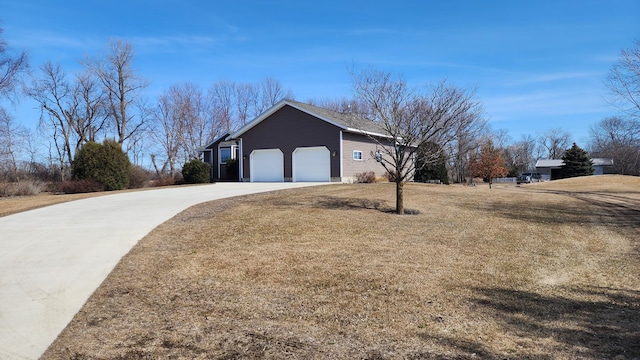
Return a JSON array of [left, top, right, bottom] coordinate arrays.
[[42, 176, 640, 359]]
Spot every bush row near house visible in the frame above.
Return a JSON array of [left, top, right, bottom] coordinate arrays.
[[56, 179, 105, 194]]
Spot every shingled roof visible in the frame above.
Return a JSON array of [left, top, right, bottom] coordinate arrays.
[[227, 99, 388, 140]]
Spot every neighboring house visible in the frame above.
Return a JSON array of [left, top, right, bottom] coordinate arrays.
[[591, 158, 615, 175], [535, 159, 564, 180], [535, 158, 615, 179], [200, 100, 396, 182]]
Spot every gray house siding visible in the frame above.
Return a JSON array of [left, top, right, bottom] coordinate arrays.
[[341, 132, 386, 180], [240, 105, 342, 181]]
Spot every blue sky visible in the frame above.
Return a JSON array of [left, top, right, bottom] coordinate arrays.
[[2, 0, 639, 146]]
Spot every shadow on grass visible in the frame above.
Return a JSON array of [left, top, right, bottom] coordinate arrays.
[[492, 189, 640, 233], [412, 287, 639, 359], [314, 196, 420, 215]]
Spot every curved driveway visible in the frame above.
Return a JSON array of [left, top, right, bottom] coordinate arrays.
[[0, 182, 323, 359]]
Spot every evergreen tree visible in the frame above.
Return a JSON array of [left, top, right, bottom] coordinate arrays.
[[414, 142, 449, 184], [559, 143, 594, 178]]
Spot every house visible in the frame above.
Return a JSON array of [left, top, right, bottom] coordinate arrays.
[[591, 158, 615, 175], [535, 159, 564, 180], [535, 158, 615, 179], [201, 100, 395, 182]]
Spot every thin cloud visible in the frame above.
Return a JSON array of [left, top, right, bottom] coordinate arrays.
[[504, 71, 601, 86], [484, 89, 607, 121]]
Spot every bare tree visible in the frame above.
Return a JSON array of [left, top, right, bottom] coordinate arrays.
[[208, 80, 235, 133], [258, 77, 294, 113], [0, 26, 29, 181], [179, 83, 210, 160], [443, 109, 489, 184], [151, 83, 211, 176], [0, 26, 29, 101], [28, 62, 76, 171], [85, 40, 148, 148], [206, 77, 295, 134], [0, 108, 30, 180], [235, 82, 257, 127], [506, 135, 538, 174], [605, 40, 640, 120], [308, 97, 370, 114], [538, 128, 571, 159], [73, 72, 108, 144], [589, 116, 640, 175], [151, 88, 183, 176], [351, 68, 485, 214]]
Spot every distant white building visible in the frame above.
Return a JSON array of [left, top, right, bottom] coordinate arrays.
[[591, 158, 615, 175], [535, 158, 614, 180]]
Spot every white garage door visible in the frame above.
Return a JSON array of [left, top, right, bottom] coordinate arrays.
[[250, 149, 284, 182], [292, 146, 331, 182]]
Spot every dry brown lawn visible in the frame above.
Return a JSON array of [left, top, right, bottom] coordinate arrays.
[[42, 175, 640, 359]]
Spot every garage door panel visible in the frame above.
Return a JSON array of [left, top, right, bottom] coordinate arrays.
[[292, 146, 330, 182], [250, 149, 284, 182]]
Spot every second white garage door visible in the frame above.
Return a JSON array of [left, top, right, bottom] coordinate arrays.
[[292, 146, 331, 182], [250, 149, 284, 182]]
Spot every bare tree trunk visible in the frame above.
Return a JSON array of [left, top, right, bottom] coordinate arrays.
[[396, 180, 404, 215]]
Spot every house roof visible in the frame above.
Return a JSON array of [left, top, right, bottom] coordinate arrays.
[[592, 158, 614, 166], [227, 99, 389, 140], [201, 132, 231, 150], [535, 158, 614, 168], [536, 159, 564, 168]]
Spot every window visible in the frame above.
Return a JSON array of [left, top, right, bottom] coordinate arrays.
[[353, 150, 363, 160], [220, 146, 237, 164], [220, 147, 231, 164]]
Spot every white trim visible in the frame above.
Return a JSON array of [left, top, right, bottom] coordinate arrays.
[[353, 150, 363, 161], [344, 127, 393, 139]]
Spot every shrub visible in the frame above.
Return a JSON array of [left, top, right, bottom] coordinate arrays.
[[57, 179, 105, 194], [182, 159, 211, 184], [129, 165, 152, 189], [150, 177, 176, 187], [0, 181, 43, 197], [354, 171, 377, 183], [72, 140, 131, 191]]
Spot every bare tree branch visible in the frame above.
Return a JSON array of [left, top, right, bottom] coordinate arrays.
[[350, 67, 485, 214]]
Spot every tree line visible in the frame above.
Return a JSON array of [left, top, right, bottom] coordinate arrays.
[[1, 30, 638, 196]]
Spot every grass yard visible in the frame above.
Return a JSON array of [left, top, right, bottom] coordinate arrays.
[[42, 176, 639, 359]]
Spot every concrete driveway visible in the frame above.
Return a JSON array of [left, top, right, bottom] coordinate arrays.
[[0, 182, 324, 359]]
